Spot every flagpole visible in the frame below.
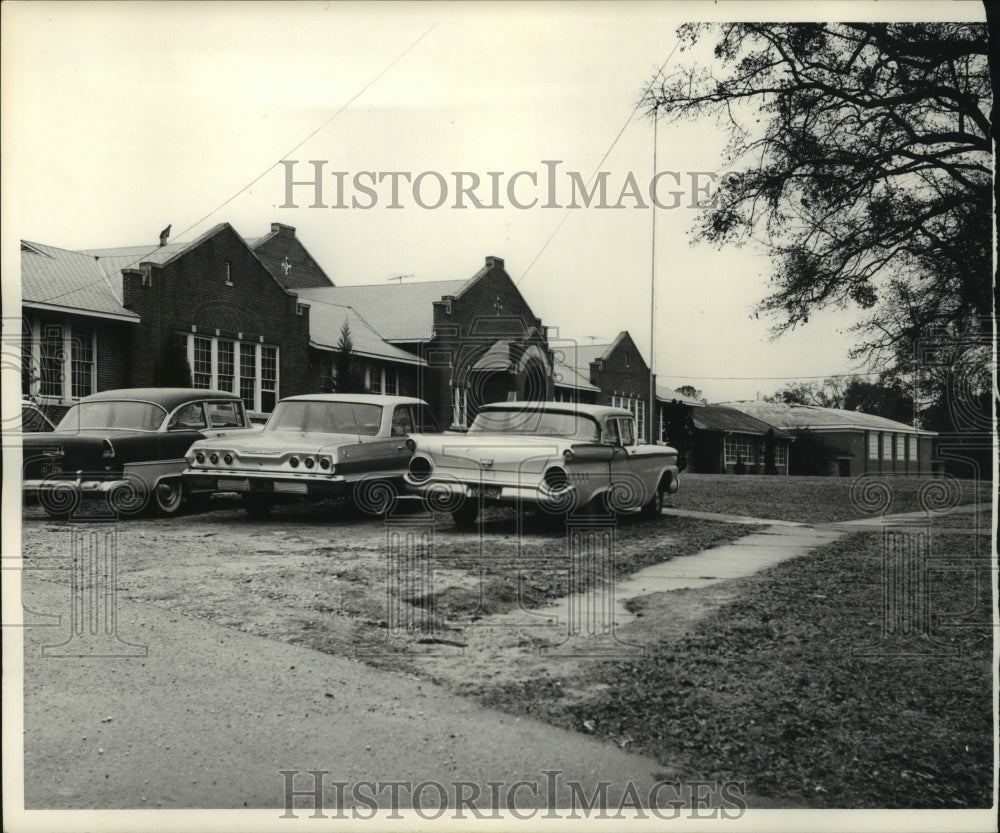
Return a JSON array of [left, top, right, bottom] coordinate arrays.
[[648, 106, 658, 443]]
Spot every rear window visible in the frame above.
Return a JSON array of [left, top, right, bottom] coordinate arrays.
[[206, 401, 246, 429], [56, 401, 166, 432], [265, 401, 383, 436]]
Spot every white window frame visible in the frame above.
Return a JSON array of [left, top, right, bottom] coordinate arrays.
[[881, 432, 892, 460], [187, 334, 278, 412], [452, 385, 468, 428], [895, 433, 905, 461], [774, 442, 787, 467], [867, 432, 879, 460], [909, 435, 918, 462], [724, 435, 756, 465], [27, 316, 97, 405]]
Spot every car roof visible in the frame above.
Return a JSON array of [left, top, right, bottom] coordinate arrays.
[[480, 401, 632, 421], [78, 388, 242, 411], [279, 394, 428, 406]]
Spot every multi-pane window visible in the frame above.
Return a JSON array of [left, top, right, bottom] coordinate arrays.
[[24, 317, 97, 403], [775, 443, 788, 467], [217, 340, 235, 393], [261, 346, 278, 413], [39, 326, 64, 397], [895, 434, 905, 461], [188, 334, 277, 413], [453, 385, 468, 428], [70, 323, 94, 399], [881, 432, 892, 460], [635, 398, 646, 442], [724, 435, 756, 465], [193, 336, 212, 388], [240, 342, 256, 411], [383, 366, 398, 395], [909, 435, 918, 461], [868, 432, 879, 460]]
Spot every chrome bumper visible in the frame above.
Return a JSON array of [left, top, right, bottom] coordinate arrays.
[[403, 477, 575, 509], [23, 477, 131, 496]]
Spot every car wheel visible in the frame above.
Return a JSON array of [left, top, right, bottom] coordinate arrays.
[[242, 495, 274, 520], [640, 487, 664, 519], [451, 499, 479, 528], [154, 478, 185, 516]]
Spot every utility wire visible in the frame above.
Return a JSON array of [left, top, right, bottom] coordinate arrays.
[[31, 22, 438, 306], [515, 38, 681, 286]]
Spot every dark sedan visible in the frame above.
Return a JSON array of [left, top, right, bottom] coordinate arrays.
[[22, 388, 256, 518]]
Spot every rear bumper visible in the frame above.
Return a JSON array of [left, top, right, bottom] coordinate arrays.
[[182, 468, 350, 499], [23, 476, 129, 497], [404, 476, 576, 510]]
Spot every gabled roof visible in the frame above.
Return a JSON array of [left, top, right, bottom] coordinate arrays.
[[80, 223, 230, 275], [720, 400, 935, 436], [655, 383, 705, 408], [21, 240, 140, 322], [306, 299, 426, 366], [553, 355, 600, 392], [551, 342, 612, 393], [694, 404, 791, 437], [296, 278, 471, 342]]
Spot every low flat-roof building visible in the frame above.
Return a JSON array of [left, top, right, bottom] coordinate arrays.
[[720, 401, 936, 477]]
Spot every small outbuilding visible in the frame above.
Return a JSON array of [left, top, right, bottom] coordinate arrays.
[[690, 403, 792, 474]]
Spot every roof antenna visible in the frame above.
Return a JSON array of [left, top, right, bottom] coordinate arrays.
[[387, 274, 413, 284]]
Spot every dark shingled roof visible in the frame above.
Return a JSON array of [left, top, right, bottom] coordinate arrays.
[[694, 404, 791, 438]]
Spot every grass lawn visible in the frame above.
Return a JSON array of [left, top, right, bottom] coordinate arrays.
[[670, 473, 993, 524], [388, 515, 758, 622], [479, 530, 995, 808]]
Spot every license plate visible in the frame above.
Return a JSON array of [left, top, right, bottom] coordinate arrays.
[[274, 482, 308, 495], [470, 486, 501, 500], [40, 463, 61, 477], [217, 478, 250, 491]]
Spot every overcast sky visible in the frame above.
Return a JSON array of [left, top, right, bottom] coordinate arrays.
[[2, 1, 983, 402]]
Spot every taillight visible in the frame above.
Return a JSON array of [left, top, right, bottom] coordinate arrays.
[[304, 457, 315, 469], [209, 453, 219, 464], [289, 456, 299, 468], [319, 457, 331, 470], [543, 466, 569, 492], [408, 456, 432, 482], [223, 453, 233, 465], [195, 452, 205, 464]]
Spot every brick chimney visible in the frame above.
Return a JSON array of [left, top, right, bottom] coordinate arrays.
[[484, 255, 504, 269]]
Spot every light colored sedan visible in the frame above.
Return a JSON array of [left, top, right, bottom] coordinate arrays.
[[184, 394, 439, 518], [404, 402, 679, 526]]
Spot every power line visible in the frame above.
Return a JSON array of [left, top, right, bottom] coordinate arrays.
[[29, 22, 439, 306], [515, 39, 682, 286], [661, 371, 885, 381]]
